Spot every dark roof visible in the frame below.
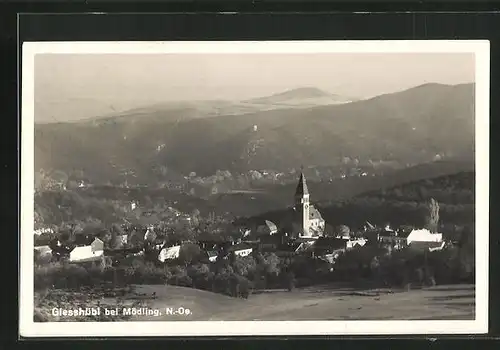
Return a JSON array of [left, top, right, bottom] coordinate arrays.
[[379, 230, 395, 237], [276, 242, 302, 252], [206, 250, 218, 257], [228, 242, 253, 252], [314, 237, 347, 250], [409, 241, 444, 251], [396, 230, 412, 238], [295, 172, 309, 196], [197, 232, 227, 242]]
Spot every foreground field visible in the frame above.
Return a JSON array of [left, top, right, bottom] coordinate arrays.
[[128, 283, 475, 321], [36, 283, 474, 322]]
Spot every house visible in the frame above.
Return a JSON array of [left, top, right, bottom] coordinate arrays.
[[34, 245, 52, 258], [91, 237, 104, 251], [346, 238, 367, 249], [158, 245, 181, 262], [312, 237, 347, 257], [377, 226, 410, 249], [294, 239, 316, 253], [409, 240, 446, 252], [69, 246, 104, 263], [258, 233, 286, 251], [206, 250, 219, 263], [406, 228, 443, 244], [69, 238, 104, 263], [255, 220, 278, 236], [197, 232, 227, 250], [130, 201, 138, 211], [143, 226, 156, 242], [34, 227, 54, 236], [119, 234, 128, 246], [228, 243, 253, 257]]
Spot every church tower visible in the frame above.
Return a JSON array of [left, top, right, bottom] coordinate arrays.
[[294, 169, 310, 236]]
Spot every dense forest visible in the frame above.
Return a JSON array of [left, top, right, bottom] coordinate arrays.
[[249, 171, 474, 243]]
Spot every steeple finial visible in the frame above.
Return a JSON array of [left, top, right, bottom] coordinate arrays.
[[295, 167, 309, 196]]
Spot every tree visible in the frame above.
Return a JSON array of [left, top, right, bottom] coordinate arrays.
[[424, 198, 440, 233], [178, 244, 202, 266], [108, 223, 124, 249], [335, 225, 351, 238]]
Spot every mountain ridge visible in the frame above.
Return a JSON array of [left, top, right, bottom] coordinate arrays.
[[34, 82, 475, 183]]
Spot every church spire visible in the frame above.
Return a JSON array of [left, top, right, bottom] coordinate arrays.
[[295, 167, 309, 196]]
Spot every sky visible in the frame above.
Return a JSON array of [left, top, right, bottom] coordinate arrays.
[[34, 52, 475, 123]]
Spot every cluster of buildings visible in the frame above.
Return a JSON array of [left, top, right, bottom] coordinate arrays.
[[34, 170, 446, 269]]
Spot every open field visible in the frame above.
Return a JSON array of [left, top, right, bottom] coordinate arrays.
[[128, 284, 474, 321], [36, 283, 473, 322]]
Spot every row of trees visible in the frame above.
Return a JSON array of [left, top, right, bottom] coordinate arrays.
[[34, 250, 285, 299]]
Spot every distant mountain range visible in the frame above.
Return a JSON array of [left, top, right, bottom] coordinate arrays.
[[37, 87, 356, 125], [243, 87, 356, 106], [34, 83, 475, 183]]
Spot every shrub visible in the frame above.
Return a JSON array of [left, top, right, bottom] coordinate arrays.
[[34, 262, 91, 291], [233, 255, 257, 278], [168, 265, 193, 287], [187, 264, 213, 290]]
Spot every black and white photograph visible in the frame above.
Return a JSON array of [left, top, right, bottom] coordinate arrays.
[[20, 41, 489, 337]]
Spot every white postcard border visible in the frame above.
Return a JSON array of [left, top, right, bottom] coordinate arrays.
[[20, 40, 490, 337]]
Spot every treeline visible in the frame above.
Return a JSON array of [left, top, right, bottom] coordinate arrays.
[[320, 199, 473, 234], [34, 251, 284, 299], [34, 240, 475, 300], [360, 171, 474, 204], [319, 172, 474, 239], [35, 187, 213, 228]]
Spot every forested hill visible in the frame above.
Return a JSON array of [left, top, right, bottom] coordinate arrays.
[[35, 83, 474, 182], [247, 171, 474, 240]]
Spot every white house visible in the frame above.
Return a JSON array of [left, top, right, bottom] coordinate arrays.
[[346, 238, 367, 250], [144, 226, 156, 242], [158, 245, 181, 263], [409, 240, 446, 252], [89, 237, 104, 251], [69, 246, 104, 263], [406, 228, 443, 244], [34, 227, 54, 236], [207, 250, 218, 263], [229, 243, 253, 257], [119, 234, 128, 245], [69, 238, 104, 263]]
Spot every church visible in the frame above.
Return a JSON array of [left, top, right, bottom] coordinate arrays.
[[284, 170, 326, 238]]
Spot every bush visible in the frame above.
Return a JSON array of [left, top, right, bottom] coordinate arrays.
[[34, 262, 91, 291], [168, 265, 193, 287], [233, 255, 257, 279], [187, 264, 214, 290]]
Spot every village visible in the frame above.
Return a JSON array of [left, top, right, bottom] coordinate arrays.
[[34, 170, 448, 281]]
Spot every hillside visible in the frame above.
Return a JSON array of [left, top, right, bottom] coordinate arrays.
[[247, 166, 474, 238], [317, 170, 474, 231], [34, 83, 475, 183], [211, 160, 474, 218]]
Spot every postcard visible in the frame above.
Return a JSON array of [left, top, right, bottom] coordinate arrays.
[[20, 40, 489, 337]]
